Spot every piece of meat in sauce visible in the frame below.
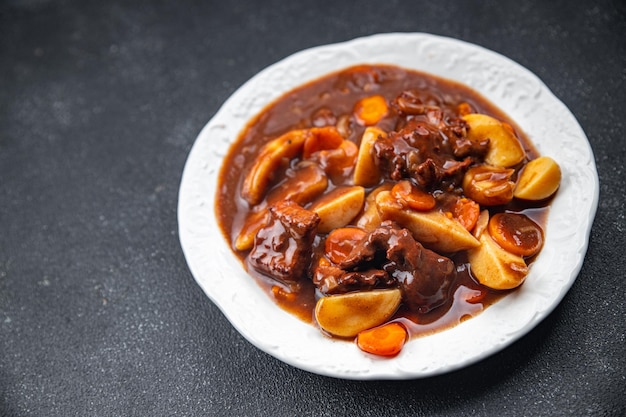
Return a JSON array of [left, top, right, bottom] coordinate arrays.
[[376, 94, 489, 190], [248, 200, 319, 284], [339, 221, 456, 313], [313, 262, 394, 295]]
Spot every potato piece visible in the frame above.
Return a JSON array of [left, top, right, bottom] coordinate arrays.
[[241, 129, 307, 205], [467, 231, 529, 290], [376, 191, 480, 253], [355, 183, 393, 231], [310, 186, 365, 233], [314, 288, 402, 337], [353, 127, 386, 187], [234, 209, 269, 251], [514, 156, 561, 200], [463, 114, 526, 167]]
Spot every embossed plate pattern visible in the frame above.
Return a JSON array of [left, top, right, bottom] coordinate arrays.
[[178, 33, 599, 379]]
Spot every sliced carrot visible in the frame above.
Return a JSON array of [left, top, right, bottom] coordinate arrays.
[[453, 197, 480, 231], [302, 126, 344, 158], [324, 227, 367, 264], [354, 95, 389, 126], [356, 322, 407, 357], [390, 180, 436, 211], [488, 212, 544, 257]]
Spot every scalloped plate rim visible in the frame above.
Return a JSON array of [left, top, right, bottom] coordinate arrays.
[[178, 32, 599, 380]]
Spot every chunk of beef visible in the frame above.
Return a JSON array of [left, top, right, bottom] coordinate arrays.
[[392, 91, 444, 117], [452, 135, 490, 159], [374, 103, 486, 190], [248, 200, 319, 284], [339, 221, 456, 313], [384, 227, 456, 313], [312, 261, 393, 295], [373, 119, 454, 188]]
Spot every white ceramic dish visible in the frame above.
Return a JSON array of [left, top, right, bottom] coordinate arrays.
[[178, 33, 598, 379]]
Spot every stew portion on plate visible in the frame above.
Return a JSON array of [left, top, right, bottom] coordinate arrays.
[[216, 64, 561, 356]]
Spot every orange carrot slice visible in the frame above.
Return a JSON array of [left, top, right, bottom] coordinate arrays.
[[488, 212, 544, 257], [391, 180, 436, 211], [356, 322, 407, 357], [453, 198, 480, 231], [354, 95, 388, 126], [324, 227, 367, 264]]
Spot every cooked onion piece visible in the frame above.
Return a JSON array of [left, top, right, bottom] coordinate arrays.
[[463, 113, 526, 168], [472, 209, 490, 239], [514, 156, 562, 200], [314, 288, 402, 338], [462, 165, 515, 206], [241, 129, 308, 205]]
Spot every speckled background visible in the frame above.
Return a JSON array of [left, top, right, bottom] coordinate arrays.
[[1, 0, 624, 416]]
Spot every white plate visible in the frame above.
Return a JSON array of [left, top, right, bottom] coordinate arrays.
[[178, 33, 598, 379]]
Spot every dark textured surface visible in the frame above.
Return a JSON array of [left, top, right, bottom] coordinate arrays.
[[1, 0, 625, 416]]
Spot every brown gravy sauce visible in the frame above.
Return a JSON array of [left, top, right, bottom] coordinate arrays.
[[216, 64, 548, 341]]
